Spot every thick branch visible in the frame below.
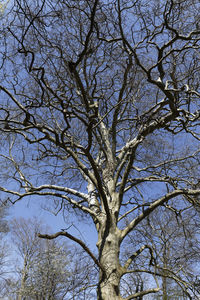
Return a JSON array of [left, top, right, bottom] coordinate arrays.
[[38, 231, 104, 272], [123, 245, 154, 272], [118, 109, 178, 204], [121, 188, 200, 241], [124, 288, 160, 300]]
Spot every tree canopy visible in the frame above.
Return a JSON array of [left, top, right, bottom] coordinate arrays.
[[0, 0, 200, 299]]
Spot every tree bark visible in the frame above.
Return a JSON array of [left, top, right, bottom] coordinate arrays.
[[97, 225, 123, 300]]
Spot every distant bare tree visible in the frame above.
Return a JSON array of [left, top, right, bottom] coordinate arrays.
[[122, 207, 200, 299], [0, 205, 10, 298], [9, 218, 96, 300]]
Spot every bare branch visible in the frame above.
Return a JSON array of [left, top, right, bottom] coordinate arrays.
[[38, 231, 104, 272]]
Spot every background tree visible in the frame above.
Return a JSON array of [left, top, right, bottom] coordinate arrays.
[[9, 218, 96, 300], [122, 207, 200, 299], [0, 205, 10, 298], [0, 0, 200, 299]]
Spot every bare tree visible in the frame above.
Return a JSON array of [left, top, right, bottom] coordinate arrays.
[[9, 218, 96, 300], [0, 0, 200, 299], [0, 204, 11, 298], [122, 207, 200, 299]]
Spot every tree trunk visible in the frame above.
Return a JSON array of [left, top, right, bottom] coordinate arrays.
[[162, 248, 168, 300], [18, 254, 29, 300], [97, 228, 123, 300]]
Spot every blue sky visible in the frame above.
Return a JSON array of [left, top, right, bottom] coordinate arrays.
[[8, 196, 98, 251]]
